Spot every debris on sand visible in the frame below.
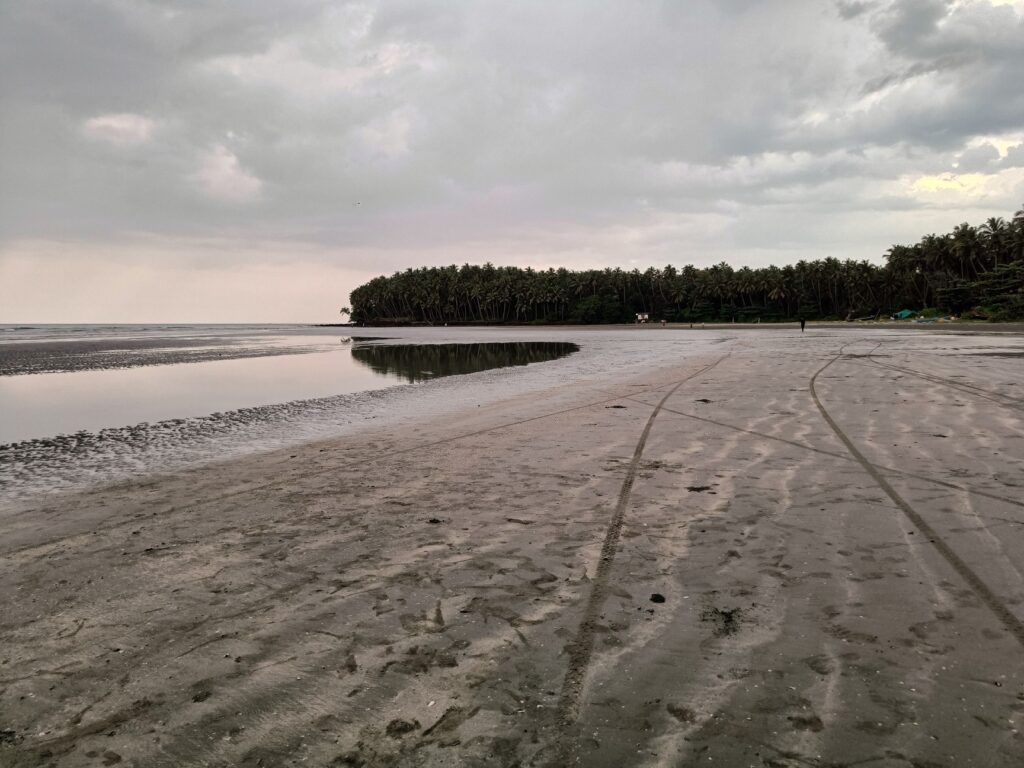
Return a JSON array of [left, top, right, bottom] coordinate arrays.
[[694, 398, 712, 403], [385, 719, 420, 738], [666, 703, 696, 723], [686, 485, 713, 493], [650, 593, 666, 604], [605, 404, 627, 409], [423, 706, 479, 737], [383, 645, 458, 675], [788, 713, 824, 732], [700, 606, 743, 636]]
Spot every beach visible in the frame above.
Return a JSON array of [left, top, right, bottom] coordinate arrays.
[[2, 327, 1024, 767]]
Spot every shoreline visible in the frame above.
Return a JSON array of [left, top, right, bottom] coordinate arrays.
[[2, 319, 1021, 379], [3, 327, 1024, 766]]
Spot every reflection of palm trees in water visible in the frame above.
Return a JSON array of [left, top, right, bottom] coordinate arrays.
[[350, 342, 578, 383]]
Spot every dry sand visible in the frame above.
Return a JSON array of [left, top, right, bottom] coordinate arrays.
[[2, 329, 1024, 767]]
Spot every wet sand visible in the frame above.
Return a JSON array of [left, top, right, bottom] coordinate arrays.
[[2, 329, 1024, 767]]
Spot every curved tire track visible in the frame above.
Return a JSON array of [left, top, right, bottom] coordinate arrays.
[[811, 351, 1024, 648], [865, 353, 1024, 412], [640, 400, 1024, 510], [555, 353, 730, 758]]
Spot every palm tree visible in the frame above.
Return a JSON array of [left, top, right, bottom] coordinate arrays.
[[346, 208, 1024, 323]]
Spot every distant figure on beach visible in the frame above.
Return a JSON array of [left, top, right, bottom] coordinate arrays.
[[800, 318, 806, 332]]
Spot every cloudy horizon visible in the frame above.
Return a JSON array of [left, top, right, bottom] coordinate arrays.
[[2, 0, 1023, 322]]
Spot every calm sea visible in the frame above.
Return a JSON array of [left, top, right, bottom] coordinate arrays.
[[0, 323, 312, 342]]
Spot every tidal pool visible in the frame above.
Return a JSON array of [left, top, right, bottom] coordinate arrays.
[[350, 341, 579, 382], [0, 340, 577, 444]]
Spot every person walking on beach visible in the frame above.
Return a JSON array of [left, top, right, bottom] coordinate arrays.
[[800, 318, 806, 333]]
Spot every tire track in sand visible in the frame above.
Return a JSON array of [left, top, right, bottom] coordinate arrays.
[[555, 353, 730, 756], [811, 348, 1024, 648], [865, 352, 1024, 412], [636, 399, 1024, 510]]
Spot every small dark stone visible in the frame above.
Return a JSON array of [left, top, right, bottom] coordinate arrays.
[[427, 518, 443, 524], [650, 593, 666, 604]]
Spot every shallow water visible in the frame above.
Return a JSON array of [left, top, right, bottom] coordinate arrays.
[[2, 343, 364, 443], [351, 341, 579, 382], [0, 338, 577, 444]]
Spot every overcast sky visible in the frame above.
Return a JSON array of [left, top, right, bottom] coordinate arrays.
[[2, 0, 1023, 322]]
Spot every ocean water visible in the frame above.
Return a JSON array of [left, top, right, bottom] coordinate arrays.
[[0, 323, 310, 342]]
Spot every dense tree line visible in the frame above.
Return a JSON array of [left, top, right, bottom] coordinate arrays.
[[349, 209, 1024, 324]]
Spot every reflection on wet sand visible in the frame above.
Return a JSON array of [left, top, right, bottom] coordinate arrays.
[[350, 341, 579, 383]]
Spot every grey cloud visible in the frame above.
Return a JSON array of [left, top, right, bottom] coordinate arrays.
[[860, 53, 971, 95], [870, 0, 953, 52], [1003, 144, 1024, 169], [1, 0, 1022, 276], [955, 143, 1001, 173], [835, 0, 879, 20], [779, 0, 1024, 158]]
